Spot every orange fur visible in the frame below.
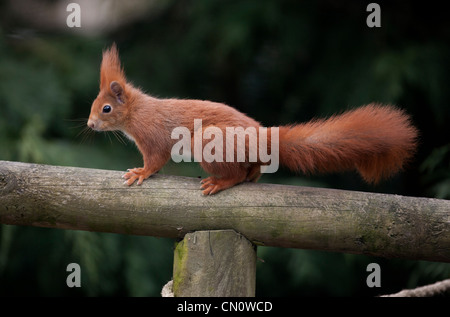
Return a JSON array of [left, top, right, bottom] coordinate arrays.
[[88, 45, 418, 195], [100, 43, 126, 91], [278, 105, 418, 184]]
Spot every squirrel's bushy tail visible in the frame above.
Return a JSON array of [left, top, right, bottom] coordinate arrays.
[[278, 104, 418, 183]]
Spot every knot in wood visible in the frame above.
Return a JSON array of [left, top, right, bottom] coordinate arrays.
[[0, 167, 17, 194]]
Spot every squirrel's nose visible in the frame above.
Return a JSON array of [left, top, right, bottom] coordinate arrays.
[[87, 120, 95, 129]]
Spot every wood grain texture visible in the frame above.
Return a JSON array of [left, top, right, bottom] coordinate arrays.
[[173, 230, 256, 297], [1, 160, 449, 262]]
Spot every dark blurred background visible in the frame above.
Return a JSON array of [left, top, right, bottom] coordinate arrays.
[[0, 0, 449, 296]]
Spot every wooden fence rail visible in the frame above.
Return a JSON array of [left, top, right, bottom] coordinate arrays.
[[1, 160, 449, 264]]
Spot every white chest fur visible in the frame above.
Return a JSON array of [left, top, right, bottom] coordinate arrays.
[[122, 131, 136, 143]]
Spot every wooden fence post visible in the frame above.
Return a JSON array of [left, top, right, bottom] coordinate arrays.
[[172, 230, 256, 297]]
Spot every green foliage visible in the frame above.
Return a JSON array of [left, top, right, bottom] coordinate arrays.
[[0, 226, 173, 296], [420, 144, 450, 199], [0, 1, 449, 296]]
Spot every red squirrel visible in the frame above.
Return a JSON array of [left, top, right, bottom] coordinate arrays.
[[87, 44, 418, 195]]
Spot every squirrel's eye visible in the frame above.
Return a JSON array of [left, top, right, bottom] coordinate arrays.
[[102, 105, 112, 113]]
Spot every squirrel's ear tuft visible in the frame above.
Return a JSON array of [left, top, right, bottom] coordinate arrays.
[[100, 43, 127, 91], [110, 81, 125, 103]]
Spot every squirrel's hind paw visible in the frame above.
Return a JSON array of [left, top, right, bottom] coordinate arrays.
[[200, 176, 244, 195]]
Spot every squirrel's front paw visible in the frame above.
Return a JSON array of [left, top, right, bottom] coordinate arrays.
[[122, 167, 152, 186]]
